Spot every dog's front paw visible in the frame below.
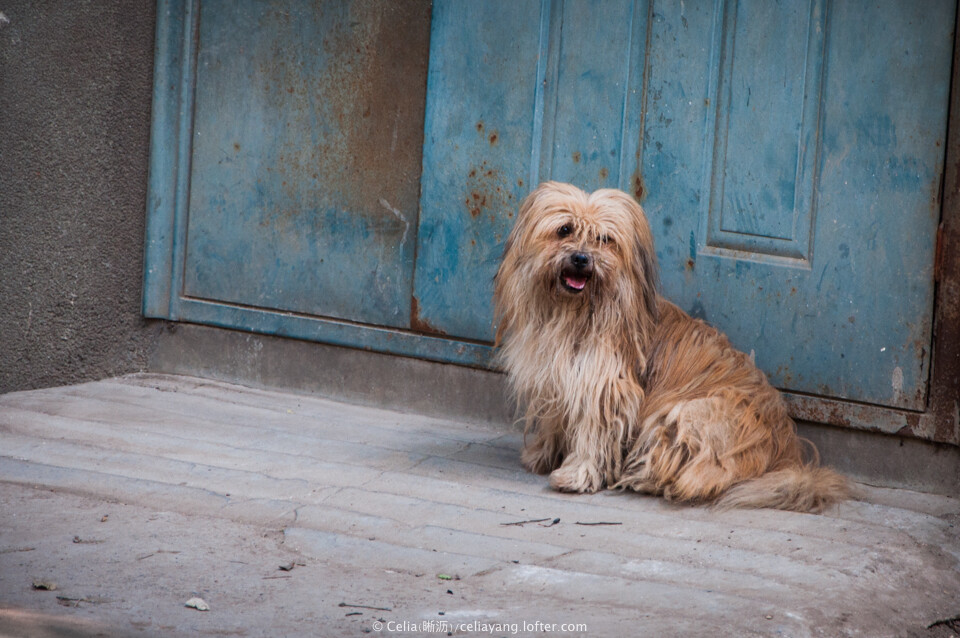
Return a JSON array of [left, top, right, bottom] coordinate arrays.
[[549, 459, 604, 493]]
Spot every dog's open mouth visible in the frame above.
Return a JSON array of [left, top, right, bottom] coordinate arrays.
[[560, 271, 590, 293]]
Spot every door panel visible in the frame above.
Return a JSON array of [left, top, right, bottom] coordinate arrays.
[[539, 0, 647, 191], [182, 1, 428, 328], [643, 0, 951, 410], [705, 0, 825, 258], [411, 0, 544, 340], [413, 0, 649, 341]]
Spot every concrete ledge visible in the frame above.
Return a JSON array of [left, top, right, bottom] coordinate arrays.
[[149, 322, 515, 427], [150, 322, 960, 496], [798, 421, 960, 496]]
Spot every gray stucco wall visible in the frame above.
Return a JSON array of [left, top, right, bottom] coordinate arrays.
[[0, 1, 160, 393]]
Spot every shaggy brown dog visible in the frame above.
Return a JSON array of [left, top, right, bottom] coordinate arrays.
[[494, 181, 849, 512]]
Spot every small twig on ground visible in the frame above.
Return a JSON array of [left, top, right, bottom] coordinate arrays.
[[339, 602, 392, 612], [574, 521, 623, 526], [56, 595, 110, 607], [539, 518, 561, 527], [262, 575, 292, 580], [137, 549, 181, 560], [1, 547, 35, 554], [500, 518, 551, 526]]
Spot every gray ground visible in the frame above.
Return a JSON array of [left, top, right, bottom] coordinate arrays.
[[0, 374, 958, 637]]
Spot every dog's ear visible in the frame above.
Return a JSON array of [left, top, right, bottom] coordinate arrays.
[[495, 180, 568, 299], [637, 228, 660, 323], [494, 186, 540, 345], [499, 184, 542, 262], [607, 190, 660, 323], [492, 259, 512, 347], [493, 248, 509, 346]]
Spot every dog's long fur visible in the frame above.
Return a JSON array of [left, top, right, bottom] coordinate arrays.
[[494, 181, 849, 512]]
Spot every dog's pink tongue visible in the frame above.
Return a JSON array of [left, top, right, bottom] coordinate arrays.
[[564, 275, 587, 290]]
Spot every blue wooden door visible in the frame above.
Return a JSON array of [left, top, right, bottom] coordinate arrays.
[[413, 0, 953, 411], [145, 0, 953, 416]]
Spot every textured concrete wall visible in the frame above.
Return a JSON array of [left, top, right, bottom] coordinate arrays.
[[0, 1, 161, 393]]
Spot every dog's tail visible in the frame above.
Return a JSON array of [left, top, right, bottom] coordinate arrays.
[[715, 465, 851, 513]]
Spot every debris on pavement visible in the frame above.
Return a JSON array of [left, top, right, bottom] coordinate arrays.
[[136, 549, 181, 560], [57, 595, 110, 607], [270, 560, 306, 577], [185, 597, 210, 611], [500, 517, 551, 526], [339, 602, 392, 612]]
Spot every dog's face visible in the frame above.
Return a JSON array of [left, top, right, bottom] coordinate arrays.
[[543, 201, 617, 299], [495, 181, 659, 313]]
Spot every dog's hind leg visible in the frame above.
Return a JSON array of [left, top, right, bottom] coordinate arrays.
[[617, 397, 768, 503], [615, 416, 687, 497]]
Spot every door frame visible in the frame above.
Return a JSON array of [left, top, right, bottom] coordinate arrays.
[[925, 2, 960, 445]]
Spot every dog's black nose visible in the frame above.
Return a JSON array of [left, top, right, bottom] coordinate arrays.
[[570, 253, 591, 270]]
